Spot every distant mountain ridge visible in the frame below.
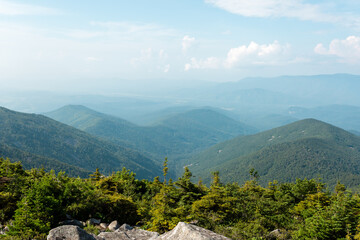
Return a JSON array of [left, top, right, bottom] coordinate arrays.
[[287, 104, 360, 132], [45, 105, 257, 163], [0, 106, 161, 179], [186, 118, 360, 188]]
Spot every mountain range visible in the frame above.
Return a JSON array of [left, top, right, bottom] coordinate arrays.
[[45, 105, 256, 163], [186, 119, 360, 189]]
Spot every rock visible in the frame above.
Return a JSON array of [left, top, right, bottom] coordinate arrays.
[[98, 231, 130, 240], [47, 225, 100, 240], [87, 218, 101, 226], [126, 228, 159, 240], [99, 227, 158, 240], [0, 225, 9, 235], [117, 223, 133, 231], [108, 220, 120, 231], [266, 229, 290, 240], [60, 219, 85, 228], [100, 223, 109, 230], [47, 222, 230, 240], [158, 222, 231, 240]]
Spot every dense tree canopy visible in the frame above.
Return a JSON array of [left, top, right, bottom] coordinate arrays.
[[2, 157, 360, 239]]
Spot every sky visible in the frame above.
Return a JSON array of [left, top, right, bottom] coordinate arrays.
[[1, 0, 360, 91]]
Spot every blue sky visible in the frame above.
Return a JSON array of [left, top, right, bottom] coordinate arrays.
[[1, 0, 360, 91]]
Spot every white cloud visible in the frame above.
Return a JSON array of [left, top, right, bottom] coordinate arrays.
[[205, 0, 336, 22], [225, 41, 290, 67], [185, 40, 291, 71], [0, 0, 59, 15], [314, 36, 360, 63], [182, 35, 195, 53], [184, 57, 220, 71]]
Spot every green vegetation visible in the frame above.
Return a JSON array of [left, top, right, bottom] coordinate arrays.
[[2, 158, 360, 240], [0, 107, 161, 179], [186, 119, 360, 189], [45, 105, 256, 164]]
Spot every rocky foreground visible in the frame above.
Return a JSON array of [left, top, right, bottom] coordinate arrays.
[[47, 222, 231, 240]]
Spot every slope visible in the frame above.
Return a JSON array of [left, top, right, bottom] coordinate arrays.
[[0, 142, 91, 177], [187, 119, 360, 188], [45, 105, 256, 162], [0, 106, 160, 179]]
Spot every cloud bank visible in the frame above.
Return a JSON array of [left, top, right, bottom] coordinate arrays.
[[315, 36, 360, 63], [185, 40, 290, 70]]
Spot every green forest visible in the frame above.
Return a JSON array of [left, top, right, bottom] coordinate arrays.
[[2, 157, 360, 239]]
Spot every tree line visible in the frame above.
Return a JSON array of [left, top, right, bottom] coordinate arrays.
[[1, 157, 360, 239]]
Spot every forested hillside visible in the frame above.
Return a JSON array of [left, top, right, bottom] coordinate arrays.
[[187, 119, 360, 188], [0, 142, 90, 177], [0, 107, 161, 179], [45, 105, 256, 161]]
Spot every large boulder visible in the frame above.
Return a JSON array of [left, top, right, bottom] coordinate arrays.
[[47, 225, 100, 240], [98, 231, 130, 240], [99, 226, 159, 240], [125, 228, 159, 240], [158, 222, 231, 240]]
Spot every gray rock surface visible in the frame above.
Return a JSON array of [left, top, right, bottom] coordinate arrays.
[[99, 228, 158, 240], [108, 220, 120, 231], [98, 231, 130, 240], [47, 222, 230, 240], [60, 219, 85, 228], [47, 225, 100, 240], [87, 218, 101, 226], [117, 223, 133, 231], [158, 222, 231, 240]]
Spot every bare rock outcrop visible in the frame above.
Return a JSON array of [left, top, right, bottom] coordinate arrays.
[[99, 224, 159, 240], [47, 221, 230, 240], [47, 225, 100, 240], [158, 222, 231, 240]]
